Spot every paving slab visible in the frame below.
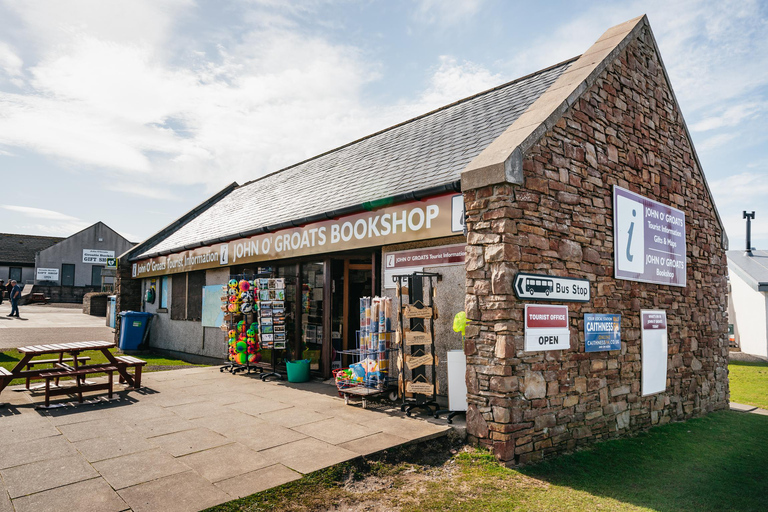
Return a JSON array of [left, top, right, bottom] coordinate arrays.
[[0, 490, 12, 512], [232, 423, 308, 451], [258, 406, 331, 428], [293, 417, 382, 445], [165, 401, 229, 420], [11, 477, 127, 512], [43, 403, 128, 426], [0, 454, 99, 498], [74, 431, 159, 463], [752, 407, 768, 416], [107, 403, 178, 424], [179, 442, 276, 483], [0, 421, 60, 446], [730, 402, 758, 412], [118, 470, 230, 512], [94, 449, 191, 490], [214, 464, 301, 499], [0, 434, 79, 470], [258, 437, 359, 475], [338, 432, 411, 456], [130, 414, 198, 439], [191, 409, 269, 437], [152, 427, 231, 457], [225, 396, 293, 416], [57, 417, 134, 443]]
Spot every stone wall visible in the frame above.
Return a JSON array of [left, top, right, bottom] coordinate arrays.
[[463, 28, 729, 464], [114, 257, 143, 344], [27, 285, 100, 304], [83, 292, 110, 316]]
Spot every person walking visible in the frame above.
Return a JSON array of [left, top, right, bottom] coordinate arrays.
[[8, 280, 20, 317], [0, 279, 4, 305]]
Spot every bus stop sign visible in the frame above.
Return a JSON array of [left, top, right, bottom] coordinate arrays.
[[513, 272, 591, 302]]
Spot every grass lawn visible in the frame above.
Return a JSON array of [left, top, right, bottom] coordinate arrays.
[[729, 360, 768, 409], [0, 348, 206, 386], [207, 410, 768, 512]]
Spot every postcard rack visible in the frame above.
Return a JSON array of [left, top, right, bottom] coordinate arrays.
[[219, 272, 290, 381], [393, 271, 440, 417]]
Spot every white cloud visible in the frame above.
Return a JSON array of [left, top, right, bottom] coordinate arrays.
[[697, 132, 738, 152], [710, 171, 768, 248], [0, 42, 22, 77], [416, 56, 502, 110], [413, 0, 485, 27], [105, 182, 180, 201], [690, 102, 763, 132], [1, 205, 80, 221]]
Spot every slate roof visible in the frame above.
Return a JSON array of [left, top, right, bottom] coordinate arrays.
[[728, 250, 768, 292], [0, 233, 65, 265], [135, 57, 576, 259]]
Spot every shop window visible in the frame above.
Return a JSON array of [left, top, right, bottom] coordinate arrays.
[[186, 271, 205, 321], [159, 276, 168, 309], [170, 274, 186, 320], [170, 271, 205, 321], [91, 266, 103, 287], [61, 264, 75, 287]]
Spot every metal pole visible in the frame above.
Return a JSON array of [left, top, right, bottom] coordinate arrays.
[[743, 211, 755, 255]]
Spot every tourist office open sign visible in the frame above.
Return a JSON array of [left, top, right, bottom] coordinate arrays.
[[524, 304, 570, 351], [613, 186, 686, 287]]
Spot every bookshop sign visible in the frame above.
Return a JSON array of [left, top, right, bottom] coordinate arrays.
[[132, 194, 464, 278]]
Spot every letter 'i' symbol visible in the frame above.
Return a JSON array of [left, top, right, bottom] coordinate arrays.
[[626, 209, 636, 262]]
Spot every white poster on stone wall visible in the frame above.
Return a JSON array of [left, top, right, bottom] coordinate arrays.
[[641, 310, 668, 396]]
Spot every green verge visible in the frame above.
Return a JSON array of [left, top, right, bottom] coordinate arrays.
[[0, 348, 206, 386], [206, 411, 768, 512], [729, 360, 768, 409]]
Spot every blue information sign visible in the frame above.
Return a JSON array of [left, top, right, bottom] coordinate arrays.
[[584, 313, 621, 352]]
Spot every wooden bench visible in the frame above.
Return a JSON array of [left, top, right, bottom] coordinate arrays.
[[0, 367, 10, 406], [40, 365, 117, 407], [29, 293, 49, 304], [24, 357, 91, 389], [115, 356, 147, 388]]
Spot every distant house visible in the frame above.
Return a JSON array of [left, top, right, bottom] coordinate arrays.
[[35, 222, 135, 288], [0, 233, 64, 285], [728, 250, 768, 358]]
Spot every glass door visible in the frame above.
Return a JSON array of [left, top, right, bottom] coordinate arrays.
[[300, 262, 324, 371]]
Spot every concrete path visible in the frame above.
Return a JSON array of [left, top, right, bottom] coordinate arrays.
[[0, 366, 449, 512], [730, 401, 768, 416], [0, 302, 115, 349]]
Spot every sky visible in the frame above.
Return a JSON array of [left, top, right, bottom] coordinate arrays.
[[0, 0, 766, 250]]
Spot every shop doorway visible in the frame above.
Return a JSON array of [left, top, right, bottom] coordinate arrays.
[[329, 257, 375, 371]]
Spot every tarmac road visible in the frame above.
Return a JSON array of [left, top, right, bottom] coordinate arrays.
[[0, 302, 116, 349]]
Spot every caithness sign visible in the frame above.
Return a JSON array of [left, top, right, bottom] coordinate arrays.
[[613, 186, 686, 287]]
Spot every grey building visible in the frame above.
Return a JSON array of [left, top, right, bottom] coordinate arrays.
[[0, 233, 64, 286], [35, 222, 134, 288]]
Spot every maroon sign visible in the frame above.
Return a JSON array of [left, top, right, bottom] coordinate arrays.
[[525, 305, 569, 329], [642, 312, 667, 330], [613, 186, 687, 287], [384, 244, 466, 269]]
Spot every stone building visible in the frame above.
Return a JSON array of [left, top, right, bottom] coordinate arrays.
[[460, 16, 728, 463], [118, 16, 729, 464]]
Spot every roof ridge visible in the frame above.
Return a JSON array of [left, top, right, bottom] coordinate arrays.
[[237, 55, 580, 189], [0, 233, 65, 239]]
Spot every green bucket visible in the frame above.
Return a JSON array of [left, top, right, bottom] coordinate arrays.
[[286, 359, 311, 383]]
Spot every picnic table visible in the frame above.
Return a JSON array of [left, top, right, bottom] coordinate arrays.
[[0, 341, 146, 407]]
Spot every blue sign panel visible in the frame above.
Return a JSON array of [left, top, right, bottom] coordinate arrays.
[[584, 313, 621, 352]]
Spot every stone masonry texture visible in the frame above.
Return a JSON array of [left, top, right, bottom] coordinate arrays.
[[463, 27, 729, 465]]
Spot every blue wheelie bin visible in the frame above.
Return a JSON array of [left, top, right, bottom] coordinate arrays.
[[119, 311, 154, 350]]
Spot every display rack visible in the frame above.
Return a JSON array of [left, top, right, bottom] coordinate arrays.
[[335, 297, 398, 408], [219, 272, 266, 376], [219, 272, 290, 380], [393, 271, 441, 417]]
